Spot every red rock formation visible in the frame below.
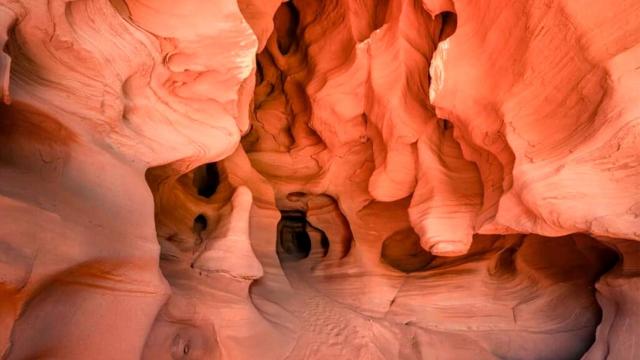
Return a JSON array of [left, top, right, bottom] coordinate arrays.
[[0, 0, 638, 359]]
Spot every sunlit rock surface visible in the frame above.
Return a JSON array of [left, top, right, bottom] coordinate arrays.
[[0, 0, 638, 359]]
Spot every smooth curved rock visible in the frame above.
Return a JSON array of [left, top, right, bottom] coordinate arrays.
[[0, 0, 638, 359]]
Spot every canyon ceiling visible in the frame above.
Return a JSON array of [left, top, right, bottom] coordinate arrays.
[[0, 0, 639, 359]]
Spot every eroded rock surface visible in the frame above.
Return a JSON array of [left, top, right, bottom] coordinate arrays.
[[0, 0, 638, 359]]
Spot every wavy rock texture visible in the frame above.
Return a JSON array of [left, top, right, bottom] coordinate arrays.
[[0, 0, 638, 359]]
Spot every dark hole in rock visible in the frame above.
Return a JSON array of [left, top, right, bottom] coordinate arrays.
[[277, 210, 311, 261], [256, 59, 264, 84], [193, 214, 207, 247], [193, 214, 208, 232], [192, 163, 219, 198], [371, 0, 390, 34], [438, 11, 457, 43], [307, 222, 331, 258], [274, 1, 299, 55], [381, 228, 434, 273], [320, 232, 330, 257], [438, 118, 451, 132]]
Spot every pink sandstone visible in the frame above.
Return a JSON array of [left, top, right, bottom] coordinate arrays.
[[0, 0, 639, 359]]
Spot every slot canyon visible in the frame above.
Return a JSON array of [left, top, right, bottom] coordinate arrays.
[[0, 0, 639, 359]]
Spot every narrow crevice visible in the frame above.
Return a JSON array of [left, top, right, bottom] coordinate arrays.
[[246, 0, 325, 153], [193, 214, 207, 247], [277, 210, 311, 262], [438, 118, 451, 132], [580, 240, 622, 358], [255, 59, 264, 85], [274, 1, 299, 55], [437, 11, 457, 43], [192, 163, 219, 198], [320, 231, 329, 257], [307, 222, 330, 258], [371, 0, 390, 34]]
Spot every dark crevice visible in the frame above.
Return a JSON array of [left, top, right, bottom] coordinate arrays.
[[192, 163, 219, 198], [371, 0, 390, 34], [307, 221, 330, 258], [581, 240, 622, 358], [381, 228, 434, 273], [248, 1, 324, 152], [277, 210, 311, 262], [340, 225, 353, 260], [274, 1, 299, 55], [320, 232, 330, 257], [255, 60, 264, 84], [437, 11, 457, 43], [193, 214, 207, 231], [438, 118, 451, 132], [193, 214, 207, 247]]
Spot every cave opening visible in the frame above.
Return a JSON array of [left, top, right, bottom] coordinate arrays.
[[193, 214, 208, 232], [192, 163, 219, 198], [381, 228, 434, 273], [193, 214, 208, 247], [437, 11, 457, 43], [274, 1, 299, 55], [277, 210, 312, 262]]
